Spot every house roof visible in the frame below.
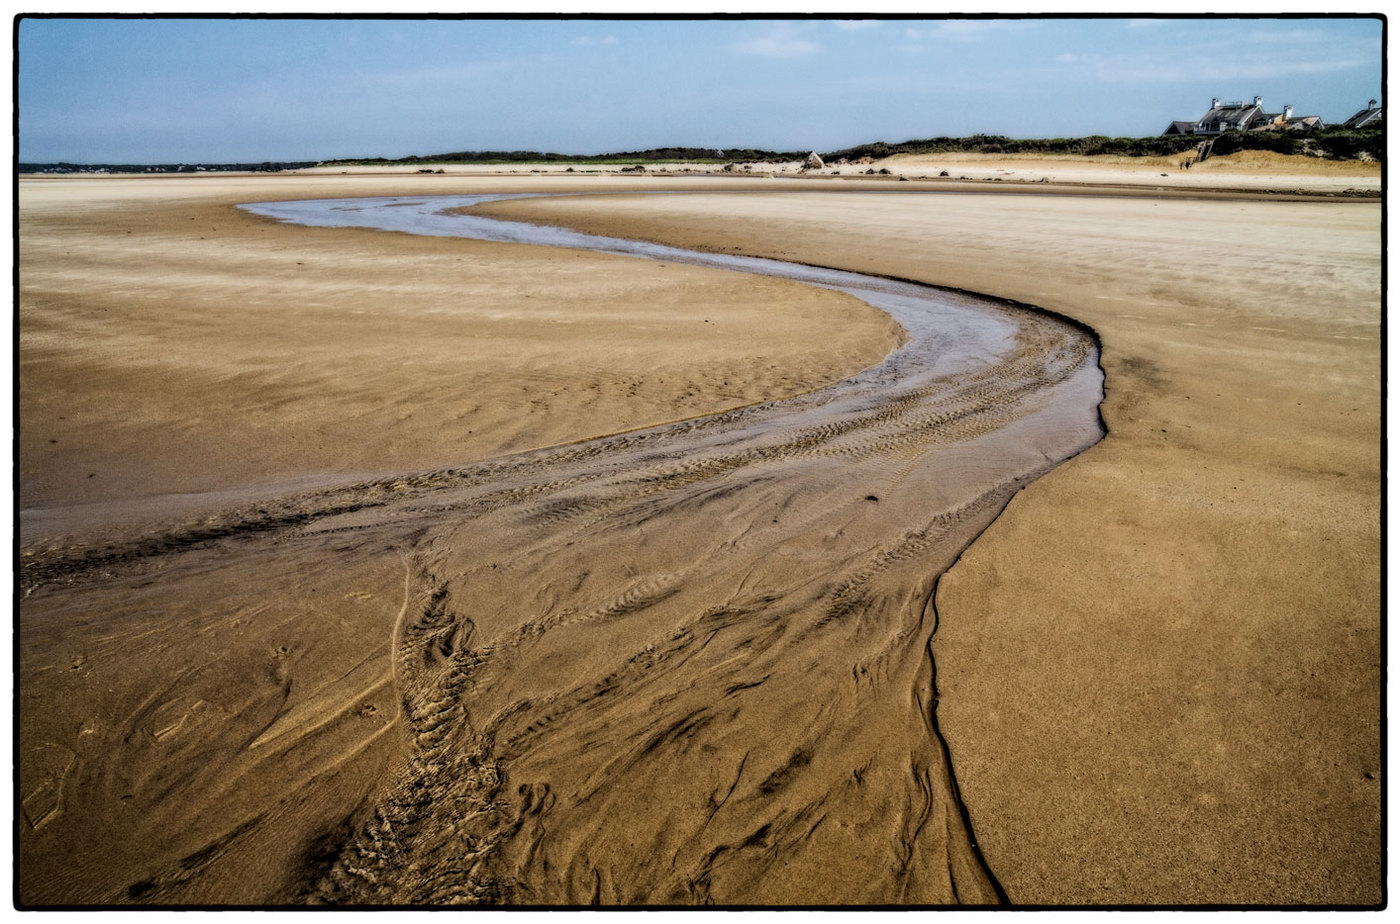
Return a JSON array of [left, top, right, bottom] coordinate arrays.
[[1199, 101, 1262, 125], [1163, 97, 1334, 137], [1340, 105, 1382, 129], [1259, 112, 1324, 130]]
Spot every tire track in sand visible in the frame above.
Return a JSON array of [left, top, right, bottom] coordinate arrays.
[[20, 194, 1103, 906]]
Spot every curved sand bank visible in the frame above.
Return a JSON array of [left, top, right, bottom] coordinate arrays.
[[18, 170, 1380, 906], [18, 178, 1102, 905], [18, 176, 900, 527], [475, 184, 1382, 905]]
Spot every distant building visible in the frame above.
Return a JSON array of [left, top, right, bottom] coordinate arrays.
[[1258, 104, 1325, 132], [1164, 97, 1269, 135], [1163, 96, 1323, 135], [1339, 99, 1383, 129]]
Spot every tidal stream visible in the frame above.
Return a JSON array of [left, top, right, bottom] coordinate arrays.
[[21, 193, 1104, 905]]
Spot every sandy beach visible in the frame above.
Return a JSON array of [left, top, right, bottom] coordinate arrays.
[[16, 154, 1381, 906], [293, 149, 1382, 194]]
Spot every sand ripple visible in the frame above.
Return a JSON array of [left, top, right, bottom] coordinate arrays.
[[19, 196, 1103, 905]]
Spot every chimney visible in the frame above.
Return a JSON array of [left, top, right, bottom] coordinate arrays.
[[1254, 96, 1263, 108], [1284, 105, 1293, 120], [1369, 99, 1378, 109], [1212, 98, 1220, 109]]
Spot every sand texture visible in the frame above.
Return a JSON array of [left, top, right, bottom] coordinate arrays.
[[295, 150, 1382, 195], [16, 161, 1381, 906], [476, 177, 1383, 905]]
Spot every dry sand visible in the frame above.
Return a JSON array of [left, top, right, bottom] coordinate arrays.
[[296, 149, 1383, 194], [15, 156, 1382, 906], [863, 149, 1382, 193]]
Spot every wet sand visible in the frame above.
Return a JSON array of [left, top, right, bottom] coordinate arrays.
[[16, 158, 1381, 906], [18, 176, 901, 520], [476, 169, 1382, 905]]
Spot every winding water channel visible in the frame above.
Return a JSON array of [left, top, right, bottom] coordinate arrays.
[[21, 193, 1104, 905]]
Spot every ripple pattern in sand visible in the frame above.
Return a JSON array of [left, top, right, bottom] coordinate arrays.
[[19, 195, 1103, 906]]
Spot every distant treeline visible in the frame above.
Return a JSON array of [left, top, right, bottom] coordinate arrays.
[[823, 125, 1384, 162], [334, 126, 1383, 166], [21, 126, 1381, 174], [19, 161, 318, 174], [322, 147, 809, 166]]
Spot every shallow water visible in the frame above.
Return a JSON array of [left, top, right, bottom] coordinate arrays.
[[242, 194, 1020, 371], [240, 195, 1098, 449], [21, 193, 1104, 905]]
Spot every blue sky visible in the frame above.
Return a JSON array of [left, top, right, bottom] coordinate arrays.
[[17, 15, 1385, 163]]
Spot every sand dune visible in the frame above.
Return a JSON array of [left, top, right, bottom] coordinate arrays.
[[16, 166, 1381, 906], [865, 150, 1382, 192]]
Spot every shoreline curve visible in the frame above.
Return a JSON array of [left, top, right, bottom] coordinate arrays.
[[21, 191, 1106, 906]]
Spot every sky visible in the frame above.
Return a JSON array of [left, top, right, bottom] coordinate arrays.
[[16, 14, 1386, 163]]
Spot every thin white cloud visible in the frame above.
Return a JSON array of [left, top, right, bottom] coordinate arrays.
[[361, 59, 518, 88], [930, 20, 1035, 42], [902, 19, 1035, 45], [729, 23, 823, 58], [1245, 26, 1351, 46], [1195, 55, 1371, 80], [1055, 49, 1369, 84], [731, 35, 822, 57]]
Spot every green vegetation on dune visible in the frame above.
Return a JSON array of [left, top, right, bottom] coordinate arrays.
[[19, 126, 1381, 174], [824, 124, 1383, 162], [823, 133, 1204, 160], [320, 125, 1381, 168], [1205, 125, 1383, 160]]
